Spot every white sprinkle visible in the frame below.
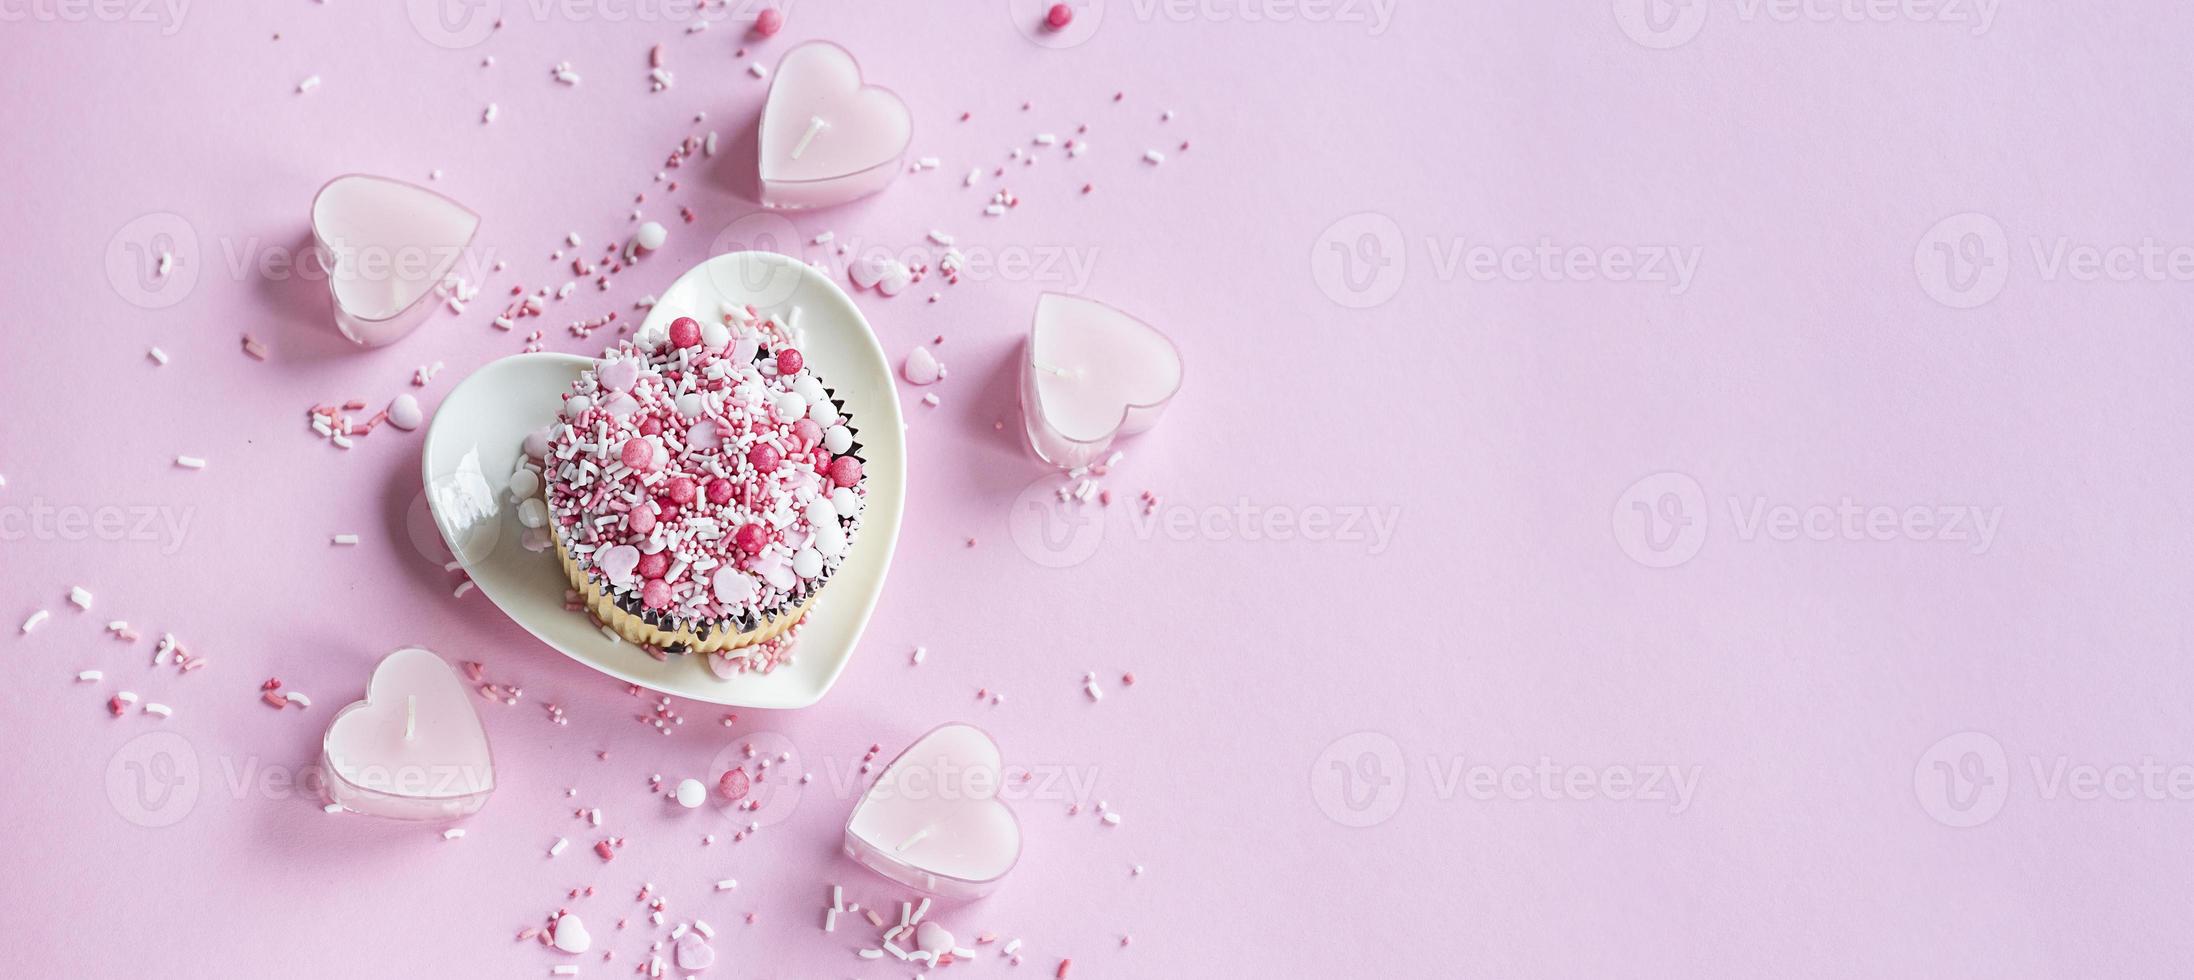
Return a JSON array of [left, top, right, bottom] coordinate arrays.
[[551, 966, 579, 976], [747, 62, 768, 79], [483, 102, 499, 124], [68, 587, 92, 610], [703, 130, 719, 156], [831, 884, 843, 910], [824, 908, 838, 932], [331, 534, 360, 546], [284, 692, 313, 708], [453, 579, 477, 598], [811, 231, 835, 245], [1085, 681, 1104, 701], [1132, 864, 1145, 875], [912, 898, 931, 924], [1004, 938, 1023, 955], [442, 828, 466, 840], [1143, 149, 1166, 165], [549, 837, 569, 856], [964, 167, 982, 187], [76, 670, 103, 682], [910, 646, 927, 665], [1162, 109, 1175, 121], [714, 879, 738, 891], [148, 346, 169, 365], [1034, 133, 1057, 145], [297, 75, 321, 93], [921, 393, 940, 407], [983, 204, 1006, 216], [917, 156, 940, 169], [693, 920, 714, 939], [927, 229, 954, 246], [1101, 811, 1122, 826], [858, 949, 884, 960], [175, 455, 207, 470], [143, 703, 173, 718]]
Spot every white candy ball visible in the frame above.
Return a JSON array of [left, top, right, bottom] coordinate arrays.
[[792, 376, 826, 402], [830, 487, 863, 519], [517, 497, 548, 529], [773, 390, 807, 422], [792, 547, 823, 579], [813, 521, 846, 558], [674, 778, 706, 809], [823, 425, 852, 454], [508, 468, 541, 500], [635, 220, 668, 251], [804, 496, 837, 528], [806, 399, 837, 426], [701, 321, 731, 350], [564, 395, 592, 420]]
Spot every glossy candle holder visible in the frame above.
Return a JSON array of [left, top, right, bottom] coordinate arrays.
[[321, 647, 495, 820], [310, 174, 481, 347], [1019, 293, 1184, 469], [843, 723, 1021, 900], [757, 41, 911, 210]]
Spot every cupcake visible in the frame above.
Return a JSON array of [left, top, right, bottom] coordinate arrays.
[[530, 311, 868, 656]]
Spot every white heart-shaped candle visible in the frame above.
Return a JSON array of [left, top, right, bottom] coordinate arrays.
[[757, 41, 911, 210], [320, 647, 494, 820], [310, 174, 481, 347], [1020, 293, 1184, 469], [843, 723, 1021, 899]]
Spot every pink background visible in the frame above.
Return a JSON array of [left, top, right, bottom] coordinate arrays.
[[6, 1, 2194, 976]]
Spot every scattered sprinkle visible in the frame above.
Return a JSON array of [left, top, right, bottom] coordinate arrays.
[[175, 455, 207, 470], [331, 534, 360, 546]]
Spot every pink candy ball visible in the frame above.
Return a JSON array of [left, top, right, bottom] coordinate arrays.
[[1046, 3, 1073, 29], [620, 437, 654, 470], [753, 7, 783, 36], [639, 417, 662, 436], [669, 316, 702, 348], [666, 477, 697, 505], [706, 477, 735, 505], [747, 443, 781, 474], [638, 551, 670, 580], [775, 348, 803, 375], [827, 455, 862, 488], [734, 523, 767, 554], [641, 580, 673, 610], [790, 418, 822, 450], [626, 507, 657, 535]]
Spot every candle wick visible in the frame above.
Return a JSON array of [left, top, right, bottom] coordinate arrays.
[[895, 825, 934, 853], [1034, 362, 1074, 378], [791, 116, 829, 160], [405, 695, 417, 742]]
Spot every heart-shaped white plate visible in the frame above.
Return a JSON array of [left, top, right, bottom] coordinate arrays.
[[421, 251, 906, 708]]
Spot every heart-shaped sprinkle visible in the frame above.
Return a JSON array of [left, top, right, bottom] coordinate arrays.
[[902, 346, 944, 385], [757, 42, 912, 209], [596, 544, 641, 586], [674, 932, 716, 970], [687, 420, 723, 450], [599, 358, 640, 392], [712, 566, 759, 606], [849, 255, 890, 289], [553, 913, 591, 954], [915, 921, 954, 955], [386, 393, 426, 431]]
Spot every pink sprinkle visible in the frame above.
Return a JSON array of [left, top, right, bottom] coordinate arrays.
[[1045, 3, 1073, 29], [620, 437, 654, 469], [753, 6, 783, 36]]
